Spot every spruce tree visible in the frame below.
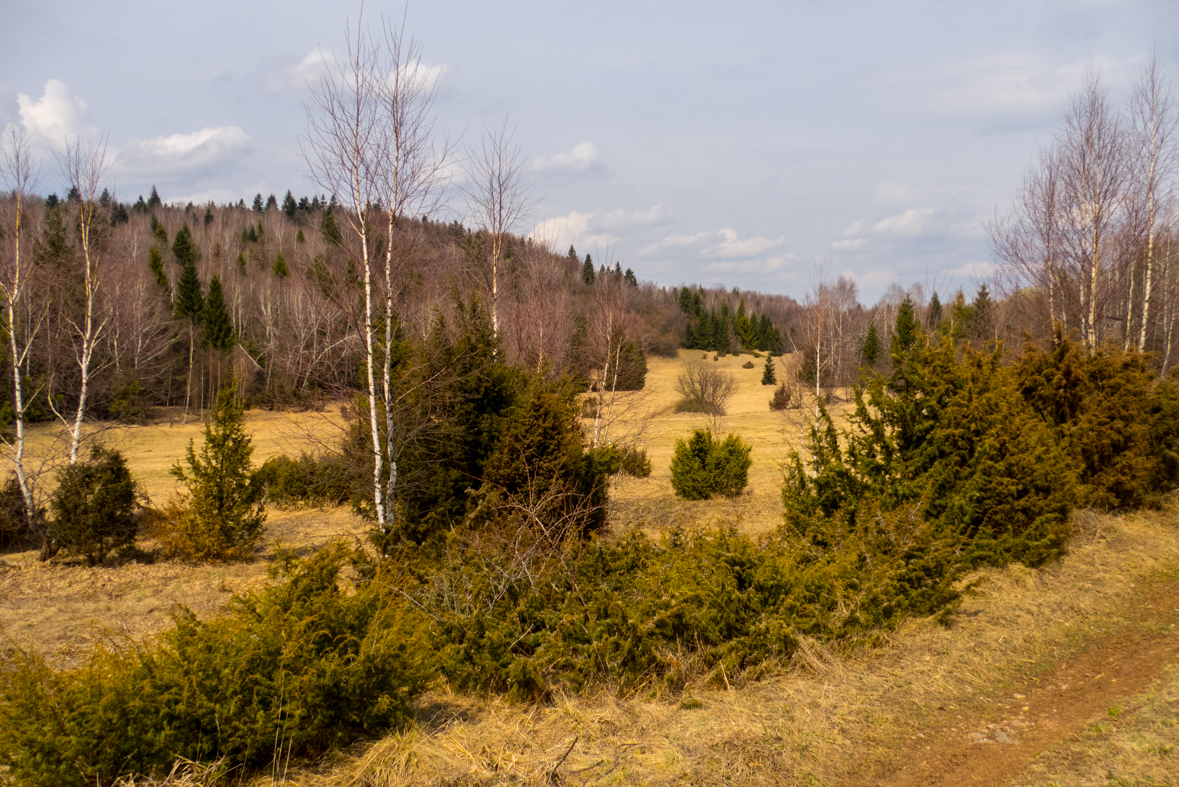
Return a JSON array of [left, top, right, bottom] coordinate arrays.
[[928, 292, 942, 329], [171, 224, 198, 268], [321, 210, 342, 244], [148, 247, 170, 295], [170, 386, 266, 560], [202, 276, 234, 353], [203, 205, 213, 226], [272, 252, 290, 278], [861, 323, 880, 366], [893, 295, 919, 355], [147, 186, 162, 209], [566, 245, 578, 261], [175, 260, 204, 321], [265, 194, 278, 212], [151, 215, 168, 244], [581, 255, 595, 285], [282, 190, 297, 218], [761, 354, 777, 385], [252, 193, 264, 212]]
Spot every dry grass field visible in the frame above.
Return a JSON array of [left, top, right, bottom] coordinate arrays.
[[3, 351, 1179, 786]]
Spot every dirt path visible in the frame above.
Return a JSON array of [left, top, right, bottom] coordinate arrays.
[[867, 578, 1179, 787]]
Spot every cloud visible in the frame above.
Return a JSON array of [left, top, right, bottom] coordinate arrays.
[[529, 211, 616, 251], [642, 228, 785, 260], [845, 268, 897, 290], [704, 254, 797, 275], [832, 238, 866, 251], [881, 52, 1130, 130], [874, 181, 918, 206], [268, 48, 447, 95], [533, 142, 603, 174], [6, 79, 96, 153], [948, 260, 1000, 280], [872, 207, 938, 238], [596, 202, 672, 231], [115, 126, 253, 182]]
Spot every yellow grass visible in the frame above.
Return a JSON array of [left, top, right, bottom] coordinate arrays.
[[0, 405, 367, 668], [593, 349, 848, 537]]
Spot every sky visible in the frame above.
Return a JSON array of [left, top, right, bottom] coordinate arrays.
[[2, 0, 1177, 303]]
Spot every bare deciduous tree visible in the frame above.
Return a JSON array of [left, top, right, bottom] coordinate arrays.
[[464, 118, 536, 337], [57, 135, 112, 464], [303, 14, 450, 533], [0, 128, 47, 551]]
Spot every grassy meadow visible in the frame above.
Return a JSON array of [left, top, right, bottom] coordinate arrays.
[[2, 349, 1179, 786]]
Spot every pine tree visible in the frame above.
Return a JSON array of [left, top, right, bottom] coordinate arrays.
[[148, 247, 170, 295], [861, 322, 880, 366], [175, 260, 204, 321], [761, 354, 777, 385], [202, 277, 234, 353], [282, 190, 297, 219], [171, 224, 198, 269], [893, 295, 919, 355], [272, 252, 290, 278], [170, 386, 266, 560], [150, 215, 167, 245], [321, 211, 342, 244], [928, 292, 942, 329]]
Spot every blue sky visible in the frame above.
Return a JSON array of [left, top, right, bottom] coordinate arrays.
[[2, 0, 1177, 301]]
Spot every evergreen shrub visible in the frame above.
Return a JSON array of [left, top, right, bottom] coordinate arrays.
[[256, 452, 354, 508], [0, 546, 430, 786], [167, 387, 265, 560], [742, 360, 755, 369], [670, 430, 751, 500], [0, 475, 34, 550], [49, 447, 138, 565]]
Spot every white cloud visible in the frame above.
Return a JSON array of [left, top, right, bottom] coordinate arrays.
[[596, 202, 672, 231], [533, 142, 602, 174], [115, 126, 253, 182], [948, 260, 999, 280], [641, 228, 785, 260], [874, 181, 918, 206], [842, 219, 867, 237], [529, 211, 616, 251], [832, 238, 866, 251], [872, 207, 938, 238], [6, 79, 96, 154], [846, 268, 897, 289], [704, 254, 796, 275], [268, 48, 447, 95]]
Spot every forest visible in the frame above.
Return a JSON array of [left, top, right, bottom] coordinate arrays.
[[0, 24, 1178, 787]]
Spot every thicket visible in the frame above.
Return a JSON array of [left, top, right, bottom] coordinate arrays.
[[783, 313, 1073, 570], [255, 452, 354, 508], [670, 430, 752, 500], [0, 546, 430, 787], [1015, 330, 1179, 510]]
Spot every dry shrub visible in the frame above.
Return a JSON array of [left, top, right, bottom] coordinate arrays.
[[673, 362, 737, 416], [769, 382, 792, 411]]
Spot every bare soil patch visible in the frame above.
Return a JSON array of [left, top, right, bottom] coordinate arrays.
[[866, 578, 1179, 787]]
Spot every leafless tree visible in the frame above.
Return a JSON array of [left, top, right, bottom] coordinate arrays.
[[56, 136, 112, 464], [0, 128, 46, 547], [303, 14, 451, 533], [1128, 52, 1178, 352], [1056, 71, 1132, 351], [464, 118, 536, 337]]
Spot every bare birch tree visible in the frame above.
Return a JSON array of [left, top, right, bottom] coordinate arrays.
[[464, 118, 535, 336], [1128, 52, 1178, 352], [0, 128, 46, 550], [57, 136, 112, 464], [303, 14, 450, 533]]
